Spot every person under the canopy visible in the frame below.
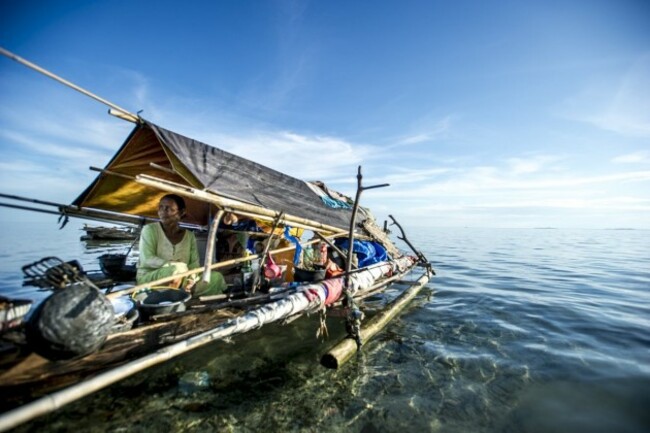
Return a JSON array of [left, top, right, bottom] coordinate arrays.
[[136, 194, 226, 297]]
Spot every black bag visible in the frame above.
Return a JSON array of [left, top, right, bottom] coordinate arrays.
[[27, 282, 115, 360]]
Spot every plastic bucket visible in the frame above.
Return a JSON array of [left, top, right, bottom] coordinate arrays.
[[99, 254, 136, 281]]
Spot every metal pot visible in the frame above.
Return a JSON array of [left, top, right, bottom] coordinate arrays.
[[134, 289, 191, 320], [293, 266, 327, 283]]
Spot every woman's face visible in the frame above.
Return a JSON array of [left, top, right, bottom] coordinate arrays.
[[158, 197, 183, 224]]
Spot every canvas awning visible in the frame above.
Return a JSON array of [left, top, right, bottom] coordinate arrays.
[[73, 121, 354, 230]]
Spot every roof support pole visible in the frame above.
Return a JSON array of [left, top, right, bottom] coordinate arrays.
[[314, 231, 357, 270], [201, 209, 224, 284], [253, 211, 284, 293]]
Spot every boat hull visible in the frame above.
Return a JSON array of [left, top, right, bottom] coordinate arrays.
[[0, 257, 426, 415]]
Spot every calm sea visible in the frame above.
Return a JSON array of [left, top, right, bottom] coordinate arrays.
[[1, 218, 649, 433]]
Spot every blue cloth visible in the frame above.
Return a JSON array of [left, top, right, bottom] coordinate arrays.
[[320, 196, 352, 209], [335, 239, 388, 267], [283, 226, 303, 265]]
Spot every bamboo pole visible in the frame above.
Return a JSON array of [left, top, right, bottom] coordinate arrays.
[[87, 166, 348, 234], [108, 108, 138, 123], [231, 209, 326, 232], [201, 210, 224, 284], [253, 211, 284, 293], [0, 47, 139, 124], [315, 231, 356, 269], [320, 269, 433, 369], [148, 162, 177, 176], [136, 174, 348, 234], [0, 191, 162, 227], [61, 207, 147, 226], [0, 202, 62, 216], [141, 167, 260, 207], [0, 192, 69, 209]]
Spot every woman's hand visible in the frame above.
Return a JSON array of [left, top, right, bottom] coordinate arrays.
[[183, 278, 196, 293], [223, 212, 239, 226]]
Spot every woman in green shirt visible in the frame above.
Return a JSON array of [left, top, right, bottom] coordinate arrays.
[[136, 194, 225, 297]]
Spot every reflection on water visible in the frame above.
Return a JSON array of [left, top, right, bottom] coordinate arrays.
[[2, 221, 650, 432], [502, 378, 650, 433]]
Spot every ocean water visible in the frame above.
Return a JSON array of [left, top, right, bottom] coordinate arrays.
[[1, 218, 649, 433]]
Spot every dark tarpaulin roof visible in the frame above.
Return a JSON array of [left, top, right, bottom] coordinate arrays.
[[73, 121, 353, 230]]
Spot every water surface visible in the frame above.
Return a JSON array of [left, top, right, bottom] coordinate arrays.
[[1, 220, 648, 432]]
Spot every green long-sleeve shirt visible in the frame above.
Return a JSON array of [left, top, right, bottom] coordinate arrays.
[[136, 223, 200, 279]]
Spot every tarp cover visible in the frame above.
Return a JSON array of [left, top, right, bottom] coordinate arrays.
[[73, 121, 353, 230]]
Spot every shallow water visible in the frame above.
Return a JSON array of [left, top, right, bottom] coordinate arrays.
[[1, 219, 649, 432]]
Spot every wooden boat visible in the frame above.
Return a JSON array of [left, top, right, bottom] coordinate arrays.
[[0, 48, 434, 432], [81, 224, 138, 241]]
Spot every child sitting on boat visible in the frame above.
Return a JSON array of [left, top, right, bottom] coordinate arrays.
[[136, 194, 226, 297]]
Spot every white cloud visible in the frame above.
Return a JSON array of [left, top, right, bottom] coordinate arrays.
[[359, 153, 650, 228], [372, 168, 650, 199], [0, 158, 94, 202], [394, 115, 454, 146], [466, 196, 650, 210], [506, 155, 563, 174], [0, 129, 111, 162], [612, 151, 650, 164], [380, 167, 451, 184], [399, 133, 431, 145], [181, 128, 375, 181]]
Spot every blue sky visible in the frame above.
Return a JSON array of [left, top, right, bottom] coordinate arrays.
[[1, 0, 649, 229]]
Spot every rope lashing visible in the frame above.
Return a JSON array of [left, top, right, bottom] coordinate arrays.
[[344, 291, 365, 349]]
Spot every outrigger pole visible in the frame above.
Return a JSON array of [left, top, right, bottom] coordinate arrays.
[[343, 166, 389, 349], [318, 170, 436, 369], [0, 47, 140, 123], [321, 269, 433, 369], [389, 215, 435, 275]]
